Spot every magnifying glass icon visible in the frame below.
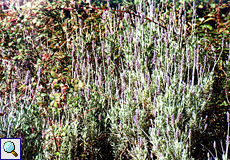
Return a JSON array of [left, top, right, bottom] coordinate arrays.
[[3, 141, 18, 157]]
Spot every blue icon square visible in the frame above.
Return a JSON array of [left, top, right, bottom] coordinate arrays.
[[0, 138, 21, 160]]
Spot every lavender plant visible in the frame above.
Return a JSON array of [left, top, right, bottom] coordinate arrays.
[[0, 0, 228, 159]]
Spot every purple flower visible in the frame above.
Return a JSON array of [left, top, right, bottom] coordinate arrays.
[[179, 5, 183, 16], [154, 98, 157, 108], [87, 89, 90, 100], [160, 34, 164, 44], [169, 12, 172, 25], [199, 66, 203, 76], [126, 61, 130, 70], [193, 2, 196, 16], [119, 120, 123, 129], [115, 80, 118, 88], [25, 70, 31, 85], [82, 43, 84, 53], [105, 30, 108, 38], [155, 76, 159, 85], [166, 74, 170, 86], [182, 15, 185, 25], [145, 56, 148, 68], [156, 143, 159, 150], [183, 1, 186, 10], [133, 115, 139, 127], [136, 60, 141, 69], [108, 12, 111, 20], [140, 13, 145, 24], [152, 51, 157, 70], [82, 59, 85, 73], [120, 35, 123, 46], [95, 55, 99, 67], [133, 90, 138, 100], [189, 129, 192, 139], [81, 90, 85, 97], [153, 109, 157, 117], [139, 137, 145, 147], [134, 45, 138, 59], [172, 54, 176, 63], [107, 56, 110, 65], [87, 51, 91, 62], [121, 83, 126, 92], [148, 77, 151, 86], [129, 33, 133, 43], [181, 54, 185, 71], [95, 76, 99, 86], [183, 83, 186, 94], [158, 59, 162, 69], [166, 114, 169, 124], [157, 129, 160, 136], [42, 129, 45, 140], [184, 25, 187, 37], [92, 41, 95, 51], [124, 12, 128, 22], [176, 112, 182, 123], [196, 54, 199, 70], [136, 109, 139, 119], [99, 73, 102, 86], [98, 114, 101, 122], [77, 53, 80, 62], [108, 81, 111, 95], [167, 130, 170, 137], [102, 10, 107, 20], [122, 74, 125, 82], [176, 127, 180, 139], [101, 41, 105, 53]]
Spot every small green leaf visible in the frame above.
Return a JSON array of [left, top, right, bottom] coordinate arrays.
[[203, 17, 215, 24], [54, 151, 60, 156], [74, 85, 78, 91], [41, 93, 46, 97], [53, 83, 60, 89], [17, 38, 22, 43], [74, 80, 79, 84], [78, 82, 85, 88], [51, 71, 57, 78]]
